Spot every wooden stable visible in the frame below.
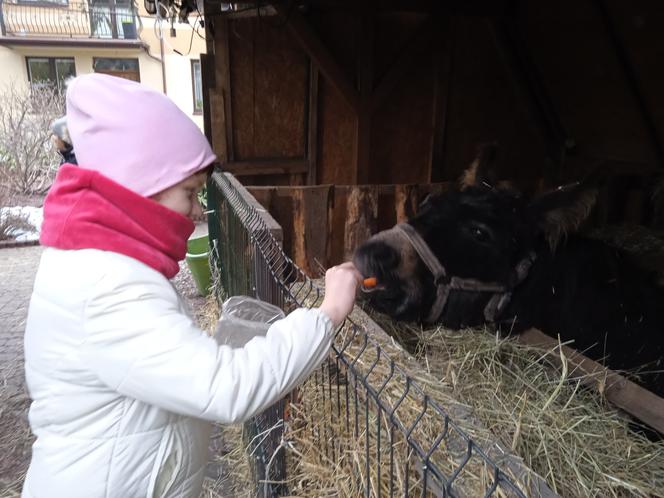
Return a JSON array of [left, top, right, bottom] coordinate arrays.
[[228, 172, 664, 444], [200, 0, 664, 221], [199, 0, 664, 441]]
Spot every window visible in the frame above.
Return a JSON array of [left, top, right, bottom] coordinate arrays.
[[93, 58, 140, 82], [90, 0, 136, 40], [191, 60, 203, 114], [26, 57, 76, 92]]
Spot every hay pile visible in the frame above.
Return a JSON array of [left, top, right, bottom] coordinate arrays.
[[205, 280, 663, 496], [280, 312, 539, 498], [0, 357, 33, 498], [194, 292, 255, 498], [380, 317, 664, 497], [279, 307, 664, 497], [200, 423, 253, 498]]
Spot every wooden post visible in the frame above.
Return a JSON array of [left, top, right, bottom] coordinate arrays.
[[430, 17, 453, 183], [291, 186, 334, 275], [217, 17, 235, 162], [344, 186, 379, 260], [394, 184, 419, 223], [306, 62, 319, 185], [291, 189, 308, 273]]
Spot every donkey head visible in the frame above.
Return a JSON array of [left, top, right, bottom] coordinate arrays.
[[353, 145, 598, 327]]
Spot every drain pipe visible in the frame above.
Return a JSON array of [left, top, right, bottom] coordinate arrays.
[[140, 42, 167, 94], [159, 35, 167, 94]]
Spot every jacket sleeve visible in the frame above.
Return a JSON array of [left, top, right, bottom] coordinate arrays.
[[82, 275, 334, 423]]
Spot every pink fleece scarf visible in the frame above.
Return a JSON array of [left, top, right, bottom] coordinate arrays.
[[40, 165, 195, 279]]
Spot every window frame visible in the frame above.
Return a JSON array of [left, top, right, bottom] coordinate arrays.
[[92, 57, 140, 82], [25, 56, 76, 93], [191, 59, 203, 115]]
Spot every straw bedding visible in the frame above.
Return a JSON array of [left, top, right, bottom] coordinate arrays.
[[281, 302, 664, 497], [369, 314, 664, 497], [204, 283, 664, 497]]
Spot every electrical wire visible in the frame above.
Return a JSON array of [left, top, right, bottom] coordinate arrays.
[[173, 12, 198, 55]]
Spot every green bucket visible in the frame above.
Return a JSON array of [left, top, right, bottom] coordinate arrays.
[[186, 234, 211, 295]]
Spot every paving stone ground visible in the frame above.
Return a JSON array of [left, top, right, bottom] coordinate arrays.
[[0, 245, 238, 497], [0, 246, 42, 497]]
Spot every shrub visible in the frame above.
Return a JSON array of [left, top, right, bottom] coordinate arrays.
[[0, 82, 65, 195]]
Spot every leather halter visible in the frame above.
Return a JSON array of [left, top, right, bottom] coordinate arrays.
[[392, 223, 536, 324]]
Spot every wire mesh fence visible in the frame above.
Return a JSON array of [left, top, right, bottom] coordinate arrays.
[[208, 170, 536, 498]]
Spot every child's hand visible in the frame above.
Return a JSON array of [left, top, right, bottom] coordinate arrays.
[[319, 262, 363, 327]]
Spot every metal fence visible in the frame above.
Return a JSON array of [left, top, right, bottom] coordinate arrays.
[[208, 170, 536, 498]]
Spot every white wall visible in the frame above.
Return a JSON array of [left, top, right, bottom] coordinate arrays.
[[0, 46, 28, 88], [0, 44, 203, 130]]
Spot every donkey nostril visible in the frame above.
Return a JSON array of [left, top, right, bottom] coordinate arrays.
[[353, 240, 400, 278]]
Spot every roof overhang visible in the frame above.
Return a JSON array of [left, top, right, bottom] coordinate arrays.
[[0, 36, 146, 49]]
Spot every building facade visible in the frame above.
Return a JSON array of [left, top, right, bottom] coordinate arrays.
[[0, 0, 205, 129]]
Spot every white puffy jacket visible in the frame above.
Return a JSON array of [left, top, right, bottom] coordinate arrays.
[[22, 248, 333, 498]]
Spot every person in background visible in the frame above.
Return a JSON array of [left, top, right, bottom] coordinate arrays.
[[50, 116, 77, 165], [22, 74, 362, 498]]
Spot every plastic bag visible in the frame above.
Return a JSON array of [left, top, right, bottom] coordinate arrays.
[[213, 296, 285, 348]]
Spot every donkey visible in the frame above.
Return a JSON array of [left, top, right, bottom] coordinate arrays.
[[353, 147, 664, 397]]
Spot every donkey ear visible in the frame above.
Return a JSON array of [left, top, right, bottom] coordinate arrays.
[[459, 142, 499, 190], [529, 181, 598, 251]]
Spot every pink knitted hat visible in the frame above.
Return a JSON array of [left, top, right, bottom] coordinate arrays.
[[66, 73, 216, 197]]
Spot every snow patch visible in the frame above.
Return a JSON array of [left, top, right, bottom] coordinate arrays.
[[1, 206, 43, 241]]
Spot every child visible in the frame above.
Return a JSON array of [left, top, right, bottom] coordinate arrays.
[[22, 74, 362, 498], [49, 116, 77, 165]]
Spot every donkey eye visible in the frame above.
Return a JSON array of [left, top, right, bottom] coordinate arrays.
[[473, 228, 486, 239], [468, 224, 492, 243]]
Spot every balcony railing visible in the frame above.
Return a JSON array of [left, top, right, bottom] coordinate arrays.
[[0, 0, 138, 40]]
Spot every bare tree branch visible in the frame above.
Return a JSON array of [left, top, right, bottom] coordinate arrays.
[[0, 81, 65, 195]]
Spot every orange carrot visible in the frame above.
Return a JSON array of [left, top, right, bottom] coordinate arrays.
[[363, 277, 378, 288]]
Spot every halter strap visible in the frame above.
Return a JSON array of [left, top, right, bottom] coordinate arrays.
[[393, 223, 535, 323]]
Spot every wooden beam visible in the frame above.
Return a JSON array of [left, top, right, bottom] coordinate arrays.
[[222, 5, 276, 19], [200, 52, 215, 146], [218, 17, 235, 161], [294, 0, 515, 15], [306, 62, 319, 185], [355, 11, 374, 185], [488, 17, 571, 180], [222, 159, 308, 176], [519, 329, 664, 435], [247, 182, 453, 196], [273, 5, 360, 113], [594, 0, 664, 169], [371, 17, 435, 112], [429, 17, 453, 183]]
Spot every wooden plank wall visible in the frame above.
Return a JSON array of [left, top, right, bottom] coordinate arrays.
[[202, 1, 664, 227], [247, 183, 452, 274]]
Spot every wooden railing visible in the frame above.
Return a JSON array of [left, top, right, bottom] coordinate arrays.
[[0, 0, 137, 39]]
